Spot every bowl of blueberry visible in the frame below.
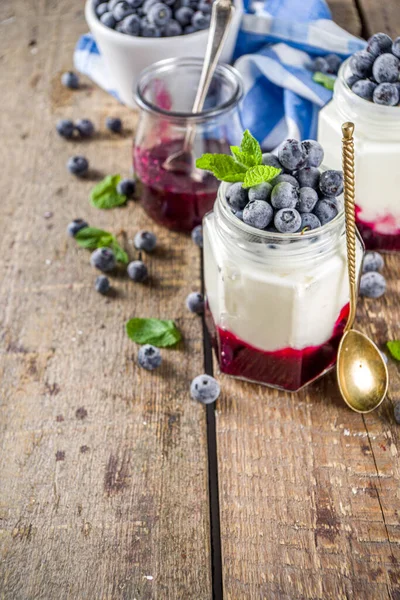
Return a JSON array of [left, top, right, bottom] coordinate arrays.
[[85, 0, 243, 107]]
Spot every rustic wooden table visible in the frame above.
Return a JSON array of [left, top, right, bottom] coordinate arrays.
[[1, 1, 400, 599]]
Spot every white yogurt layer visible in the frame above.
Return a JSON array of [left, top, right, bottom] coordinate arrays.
[[204, 212, 363, 353]]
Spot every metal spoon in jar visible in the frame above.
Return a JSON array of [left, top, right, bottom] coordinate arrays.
[[336, 122, 388, 413], [162, 0, 235, 176]]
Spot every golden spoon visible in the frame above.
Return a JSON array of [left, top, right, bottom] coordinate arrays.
[[336, 122, 388, 413]]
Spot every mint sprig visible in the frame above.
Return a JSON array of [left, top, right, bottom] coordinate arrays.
[[196, 130, 280, 188], [126, 318, 181, 347], [313, 71, 335, 91], [75, 226, 128, 264], [90, 174, 127, 209], [387, 341, 400, 361]]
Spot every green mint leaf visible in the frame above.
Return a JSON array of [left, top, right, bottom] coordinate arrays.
[[230, 146, 259, 168], [126, 318, 182, 347], [242, 165, 281, 189], [240, 130, 263, 165], [111, 240, 128, 264], [196, 154, 246, 182], [313, 72, 335, 91], [75, 227, 114, 249], [387, 340, 400, 361], [90, 174, 127, 209]]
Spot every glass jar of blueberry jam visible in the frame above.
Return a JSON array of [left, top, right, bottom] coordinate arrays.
[[133, 58, 243, 232], [203, 183, 364, 392], [318, 57, 400, 252]]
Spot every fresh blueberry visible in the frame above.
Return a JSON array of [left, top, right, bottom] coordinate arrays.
[[393, 37, 400, 59], [138, 344, 162, 371], [117, 178, 135, 197], [363, 251, 384, 273], [300, 212, 321, 231], [352, 79, 377, 101], [302, 140, 324, 168], [186, 292, 204, 314], [319, 170, 343, 197], [106, 117, 122, 133], [75, 118, 95, 138], [96, 3, 109, 17], [61, 71, 79, 89], [346, 72, 360, 88], [235, 210, 244, 221], [181, 0, 198, 9], [95, 275, 110, 294], [191, 224, 203, 248], [190, 374, 220, 404], [90, 247, 116, 272], [148, 3, 171, 25], [127, 0, 144, 6], [350, 50, 374, 78], [278, 139, 307, 171], [56, 119, 74, 139], [325, 53, 342, 75], [142, 0, 159, 11], [175, 6, 193, 25], [270, 173, 299, 188], [261, 153, 283, 170], [127, 260, 148, 282], [359, 271, 386, 298], [394, 402, 400, 425], [248, 182, 272, 203], [226, 182, 248, 211], [367, 32, 393, 58], [297, 187, 319, 213], [134, 230, 157, 252], [310, 57, 329, 74], [184, 24, 196, 33], [141, 21, 162, 35], [67, 155, 89, 177], [313, 199, 338, 225], [198, 0, 211, 13], [373, 53, 400, 83], [67, 218, 88, 237], [108, 0, 121, 9], [271, 182, 299, 210], [296, 166, 320, 190], [100, 11, 117, 27], [274, 208, 302, 233], [93, 0, 105, 7], [243, 200, 273, 230], [164, 19, 182, 35], [373, 82, 399, 106], [112, 0, 135, 19], [121, 13, 141, 34], [192, 10, 210, 29]]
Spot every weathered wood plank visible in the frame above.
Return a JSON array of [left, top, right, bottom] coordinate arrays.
[[356, 0, 400, 39], [328, 0, 362, 37], [0, 4, 211, 599]]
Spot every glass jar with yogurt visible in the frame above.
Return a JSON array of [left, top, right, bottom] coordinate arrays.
[[318, 58, 400, 252], [203, 183, 364, 391]]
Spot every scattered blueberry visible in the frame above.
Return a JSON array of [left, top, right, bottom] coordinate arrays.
[[310, 57, 329, 74], [67, 219, 88, 237], [190, 374, 220, 404], [164, 19, 182, 35], [175, 6, 193, 25], [56, 119, 74, 139], [226, 182, 248, 211], [67, 155, 89, 177], [302, 140, 324, 168], [350, 50, 374, 78], [313, 199, 338, 225], [96, 2, 109, 17], [127, 260, 148, 281], [61, 71, 79, 89], [134, 230, 157, 252], [112, 0, 135, 20], [106, 117, 122, 133], [372, 53, 400, 83], [121, 13, 141, 34], [95, 275, 110, 294], [359, 271, 386, 298], [192, 11, 210, 30], [243, 200, 273, 230], [367, 32, 393, 58], [297, 187, 319, 213], [186, 292, 204, 314], [270, 173, 299, 188], [394, 402, 400, 425], [191, 225, 203, 248], [271, 182, 299, 210], [278, 139, 307, 171], [138, 344, 162, 371], [75, 118, 95, 138], [248, 182, 272, 203], [296, 166, 320, 190], [100, 11, 117, 27], [363, 251, 384, 273], [352, 79, 377, 101], [274, 208, 302, 233], [300, 212, 321, 231], [373, 82, 399, 106], [319, 170, 343, 197], [393, 37, 400, 59], [90, 247, 116, 272], [117, 178, 136, 197], [148, 2, 172, 25], [325, 53, 342, 75], [261, 153, 283, 170]]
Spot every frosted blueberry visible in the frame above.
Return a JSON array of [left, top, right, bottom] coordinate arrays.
[[175, 6, 194, 25], [350, 50, 374, 78], [248, 182, 272, 203], [393, 37, 400, 59], [298, 187, 319, 213], [261, 153, 283, 170], [90, 247, 116, 272], [270, 173, 299, 188], [313, 199, 338, 225], [352, 79, 377, 101], [243, 200, 273, 230], [372, 53, 400, 83], [134, 230, 157, 252], [192, 11, 210, 29], [100, 11, 117, 27], [148, 2, 172, 25], [138, 345, 162, 371], [226, 182, 248, 211], [278, 139, 307, 171], [106, 116, 122, 133], [96, 3, 109, 17], [274, 208, 302, 233], [296, 167, 320, 190], [61, 71, 79, 89], [190, 374, 220, 404], [117, 178, 135, 197], [112, 1, 135, 20], [271, 182, 299, 210], [373, 83, 399, 106], [191, 225, 203, 248], [367, 32, 393, 58], [359, 272, 386, 298], [186, 292, 204, 314], [127, 260, 148, 281], [67, 219, 88, 237], [302, 140, 324, 168], [300, 212, 321, 231], [121, 13, 141, 34], [56, 119, 74, 139], [75, 118, 95, 137], [95, 275, 110, 294], [319, 170, 343, 197], [346, 73, 360, 88], [67, 155, 89, 176], [363, 251, 384, 273]]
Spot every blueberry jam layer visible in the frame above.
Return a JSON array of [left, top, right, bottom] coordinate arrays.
[[205, 304, 350, 392], [134, 139, 228, 232], [356, 206, 400, 252]]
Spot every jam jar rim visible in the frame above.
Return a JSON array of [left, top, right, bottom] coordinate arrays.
[[134, 57, 244, 122]]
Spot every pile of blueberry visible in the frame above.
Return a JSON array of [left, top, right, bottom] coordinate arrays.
[[347, 33, 400, 106], [94, 0, 212, 38], [226, 139, 343, 234]]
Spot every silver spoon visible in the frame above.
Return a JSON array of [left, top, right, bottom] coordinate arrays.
[[163, 0, 235, 175]]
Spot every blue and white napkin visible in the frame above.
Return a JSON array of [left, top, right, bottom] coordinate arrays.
[[74, 0, 366, 148]]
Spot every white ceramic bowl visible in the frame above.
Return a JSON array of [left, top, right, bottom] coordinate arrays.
[[84, 0, 243, 108]]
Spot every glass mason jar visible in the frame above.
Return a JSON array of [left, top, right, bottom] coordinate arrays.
[[133, 58, 244, 232], [318, 57, 400, 252], [203, 184, 364, 392]]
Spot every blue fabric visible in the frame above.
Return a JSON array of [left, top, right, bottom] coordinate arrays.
[[74, 0, 366, 149]]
